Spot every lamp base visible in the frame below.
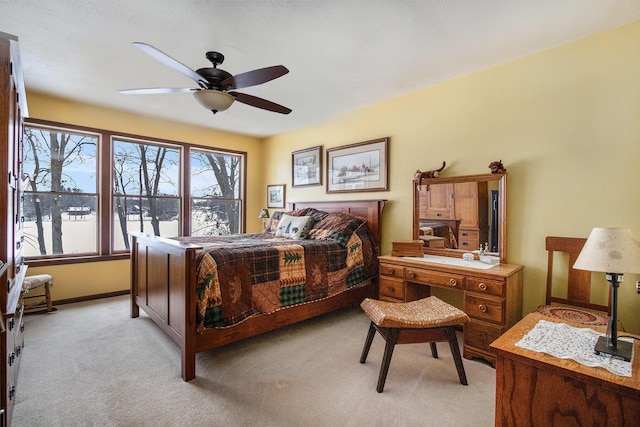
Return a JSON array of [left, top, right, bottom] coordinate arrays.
[[594, 336, 633, 362]]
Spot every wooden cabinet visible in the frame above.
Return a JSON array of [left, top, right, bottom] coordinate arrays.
[[0, 32, 28, 427], [418, 181, 488, 251], [378, 255, 523, 365], [418, 183, 454, 219], [454, 181, 488, 250]]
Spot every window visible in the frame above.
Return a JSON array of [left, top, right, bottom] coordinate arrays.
[[112, 138, 181, 251], [23, 119, 246, 263], [23, 125, 99, 257], [190, 148, 243, 236]]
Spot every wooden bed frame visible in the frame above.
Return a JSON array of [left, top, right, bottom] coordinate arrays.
[[130, 199, 385, 381]]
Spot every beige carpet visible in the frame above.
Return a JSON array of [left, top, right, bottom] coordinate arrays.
[[13, 295, 496, 426]]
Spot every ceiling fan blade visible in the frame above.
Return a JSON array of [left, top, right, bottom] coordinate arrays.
[[222, 65, 289, 90], [132, 42, 208, 88], [119, 87, 196, 95], [229, 91, 292, 114]]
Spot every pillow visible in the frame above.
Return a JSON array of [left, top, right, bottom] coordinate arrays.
[[275, 214, 315, 239], [304, 207, 329, 223], [264, 211, 284, 234], [264, 209, 310, 234]]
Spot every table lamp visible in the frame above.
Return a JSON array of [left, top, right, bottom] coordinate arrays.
[[258, 208, 270, 231], [573, 227, 640, 361]]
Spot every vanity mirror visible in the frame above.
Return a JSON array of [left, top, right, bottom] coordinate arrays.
[[413, 173, 507, 263]]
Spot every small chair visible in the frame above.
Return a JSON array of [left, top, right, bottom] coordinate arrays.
[[22, 274, 54, 313], [536, 236, 610, 326], [360, 296, 469, 393]]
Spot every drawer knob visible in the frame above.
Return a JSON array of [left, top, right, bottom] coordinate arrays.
[[478, 283, 487, 291], [386, 267, 395, 275], [478, 332, 488, 341], [407, 271, 415, 279], [478, 304, 487, 313], [449, 278, 457, 286]]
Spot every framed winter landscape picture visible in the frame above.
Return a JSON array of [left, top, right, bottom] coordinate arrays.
[[326, 137, 388, 193], [267, 184, 285, 208], [292, 145, 322, 187]]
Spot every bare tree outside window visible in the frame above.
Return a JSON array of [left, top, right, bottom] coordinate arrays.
[[23, 127, 98, 256], [190, 148, 243, 236], [112, 139, 180, 251]]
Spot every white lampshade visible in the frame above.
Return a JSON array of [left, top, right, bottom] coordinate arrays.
[[573, 228, 640, 274], [193, 90, 235, 113], [258, 209, 270, 219]]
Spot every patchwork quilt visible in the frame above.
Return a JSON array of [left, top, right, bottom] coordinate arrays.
[[176, 210, 378, 332]]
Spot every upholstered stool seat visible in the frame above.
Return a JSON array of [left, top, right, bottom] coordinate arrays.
[[360, 296, 469, 393], [22, 274, 54, 313]]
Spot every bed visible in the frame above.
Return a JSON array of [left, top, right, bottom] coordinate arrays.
[[130, 199, 385, 381]]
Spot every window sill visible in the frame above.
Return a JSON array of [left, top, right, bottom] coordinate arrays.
[[25, 253, 131, 267]]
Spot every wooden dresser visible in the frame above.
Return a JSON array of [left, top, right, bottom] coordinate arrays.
[[0, 32, 28, 426], [378, 255, 523, 365], [491, 313, 640, 426]]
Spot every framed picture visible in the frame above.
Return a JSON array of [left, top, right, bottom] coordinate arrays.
[[292, 145, 322, 187], [326, 137, 389, 193], [267, 184, 286, 208]]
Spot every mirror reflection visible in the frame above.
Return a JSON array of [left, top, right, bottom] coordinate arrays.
[[413, 173, 507, 262]]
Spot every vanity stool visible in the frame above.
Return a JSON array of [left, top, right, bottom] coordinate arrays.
[[22, 274, 54, 313], [359, 296, 469, 393]]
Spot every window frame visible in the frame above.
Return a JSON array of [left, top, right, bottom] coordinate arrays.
[[188, 146, 245, 237], [110, 136, 183, 253], [24, 118, 247, 267]]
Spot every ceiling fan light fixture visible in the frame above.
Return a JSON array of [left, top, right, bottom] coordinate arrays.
[[193, 90, 235, 113]]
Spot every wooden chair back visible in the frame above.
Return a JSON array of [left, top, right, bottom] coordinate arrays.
[[545, 236, 611, 315]]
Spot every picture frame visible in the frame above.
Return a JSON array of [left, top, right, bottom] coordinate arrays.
[[292, 145, 322, 187], [267, 184, 286, 208], [326, 137, 389, 193]]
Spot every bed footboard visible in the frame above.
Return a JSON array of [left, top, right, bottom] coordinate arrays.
[[130, 232, 202, 380]]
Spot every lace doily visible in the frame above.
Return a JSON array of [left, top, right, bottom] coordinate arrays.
[[516, 320, 633, 377]]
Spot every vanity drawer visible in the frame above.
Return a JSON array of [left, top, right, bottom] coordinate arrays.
[[458, 228, 480, 250], [405, 268, 465, 291], [379, 263, 404, 279], [465, 294, 503, 324], [465, 319, 502, 352], [379, 276, 405, 302], [466, 277, 505, 297]]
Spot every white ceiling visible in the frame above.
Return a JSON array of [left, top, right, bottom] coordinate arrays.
[[2, 1, 640, 138]]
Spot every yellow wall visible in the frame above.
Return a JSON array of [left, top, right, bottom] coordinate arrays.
[[24, 21, 640, 333], [24, 92, 264, 300], [263, 21, 640, 333]]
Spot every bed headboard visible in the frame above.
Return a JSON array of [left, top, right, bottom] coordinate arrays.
[[287, 199, 386, 250]]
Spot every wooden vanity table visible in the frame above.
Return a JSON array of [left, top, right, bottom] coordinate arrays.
[[378, 255, 523, 365], [386, 170, 524, 365]]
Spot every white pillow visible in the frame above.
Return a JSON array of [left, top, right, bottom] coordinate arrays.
[[275, 214, 313, 239]]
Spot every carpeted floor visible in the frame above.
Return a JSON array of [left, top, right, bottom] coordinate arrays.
[[13, 295, 496, 426]]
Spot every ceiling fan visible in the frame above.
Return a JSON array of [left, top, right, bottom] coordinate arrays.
[[119, 42, 292, 115]]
